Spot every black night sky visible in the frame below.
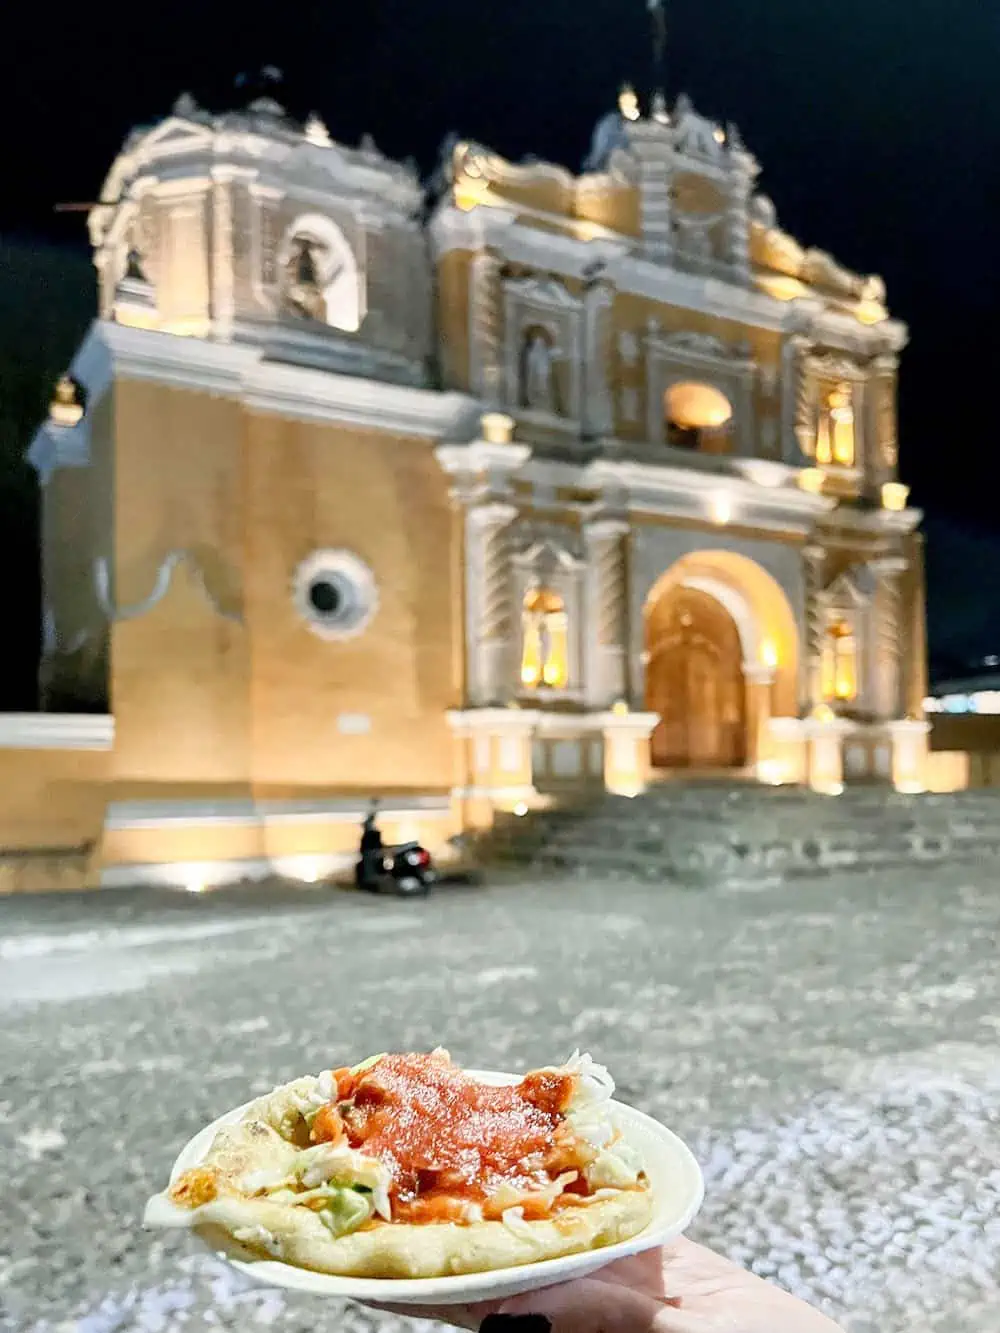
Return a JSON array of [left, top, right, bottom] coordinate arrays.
[[1, 0, 999, 700]]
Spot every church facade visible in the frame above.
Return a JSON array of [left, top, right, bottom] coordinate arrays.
[[10, 87, 931, 889]]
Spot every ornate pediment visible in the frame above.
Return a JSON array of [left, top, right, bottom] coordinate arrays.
[[821, 566, 875, 607], [504, 274, 581, 311], [511, 524, 585, 569]]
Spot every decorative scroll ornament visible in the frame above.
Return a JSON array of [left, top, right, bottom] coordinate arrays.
[[94, 553, 242, 625]]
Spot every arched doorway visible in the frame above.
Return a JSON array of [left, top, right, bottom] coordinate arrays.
[[645, 585, 747, 770]]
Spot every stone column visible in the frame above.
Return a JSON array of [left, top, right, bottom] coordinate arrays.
[[743, 663, 775, 772], [582, 277, 615, 439], [905, 531, 930, 719], [437, 431, 530, 709], [210, 170, 235, 341], [465, 502, 518, 706], [584, 510, 630, 708], [867, 354, 899, 491], [468, 251, 504, 404], [781, 334, 813, 465], [600, 709, 660, 797], [627, 128, 673, 263], [802, 544, 827, 711], [727, 167, 754, 282], [870, 555, 908, 720]]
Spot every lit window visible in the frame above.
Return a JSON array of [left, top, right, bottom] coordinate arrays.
[[821, 621, 857, 702], [664, 382, 733, 454], [521, 588, 569, 690], [816, 383, 855, 467]]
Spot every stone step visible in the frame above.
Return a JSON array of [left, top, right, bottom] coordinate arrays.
[[531, 830, 1000, 886]]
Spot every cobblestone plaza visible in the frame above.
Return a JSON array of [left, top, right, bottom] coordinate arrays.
[[1, 869, 998, 1332]]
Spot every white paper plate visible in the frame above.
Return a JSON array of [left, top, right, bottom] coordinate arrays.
[[163, 1069, 704, 1306]]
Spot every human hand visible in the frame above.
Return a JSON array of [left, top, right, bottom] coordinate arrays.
[[369, 1237, 845, 1332]]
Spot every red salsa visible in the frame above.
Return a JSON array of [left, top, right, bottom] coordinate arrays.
[[313, 1053, 583, 1222]]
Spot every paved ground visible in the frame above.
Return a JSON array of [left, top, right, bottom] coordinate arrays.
[[1, 869, 998, 1333]]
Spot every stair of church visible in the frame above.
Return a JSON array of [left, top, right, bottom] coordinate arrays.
[[487, 784, 1000, 887]]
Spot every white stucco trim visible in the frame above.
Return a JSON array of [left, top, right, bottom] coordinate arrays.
[[679, 575, 759, 661], [0, 714, 114, 751], [104, 795, 453, 832], [27, 421, 91, 487], [451, 785, 538, 802], [518, 455, 834, 535], [431, 204, 908, 353], [64, 321, 479, 440], [99, 853, 356, 890]]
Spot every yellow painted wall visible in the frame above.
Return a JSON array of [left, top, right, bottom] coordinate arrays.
[[437, 250, 472, 391], [243, 412, 459, 793], [110, 380, 251, 787], [0, 749, 109, 850]]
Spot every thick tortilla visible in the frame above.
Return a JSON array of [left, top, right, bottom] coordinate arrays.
[[146, 1073, 654, 1279]]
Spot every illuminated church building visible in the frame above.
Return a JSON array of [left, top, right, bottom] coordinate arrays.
[[16, 85, 932, 887]]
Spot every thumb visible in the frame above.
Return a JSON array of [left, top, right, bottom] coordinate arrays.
[[496, 1275, 664, 1333]]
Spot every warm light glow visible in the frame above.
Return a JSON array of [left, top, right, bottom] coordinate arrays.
[[758, 275, 809, 303], [816, 384, 856, 467], [812, 704, 836, 724], [619, 86, 641, 122], [760, 640, 779, 669], [513, 802, 529, 817], [757, 759, 788, 786], [895, 780, 926, 795], [611, 700, 630, 717], [182, 875, 207, 894], [709, 493, 733, 526], [297, 858, 324, 885], [304, 114, 332, 147], [521, 589, 569, 691], [882, 482, 910, 512], [609, 783, 644, 799], [798, 468, 825, 495], [665, 381, 733, 430], [481, 412, 515, 445], [50, 377, 83, 427], [821, 622, 857, 703], [856, 300, 888, 327], [713, 127, 726, 145]]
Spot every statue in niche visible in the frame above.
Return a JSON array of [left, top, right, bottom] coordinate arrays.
[[125, 247, 148, 282], [522, 329, 558, 414], [283, 235, 336, 321]]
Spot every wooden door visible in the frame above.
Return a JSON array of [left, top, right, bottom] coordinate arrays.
[[646, 587, 746, 770]]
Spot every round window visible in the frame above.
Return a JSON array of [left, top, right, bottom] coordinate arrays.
[[293, 551, 378, 641], [308, 578, 344, 618]]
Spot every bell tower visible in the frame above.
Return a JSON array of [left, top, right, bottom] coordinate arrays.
[[89, 90, 433, 385]]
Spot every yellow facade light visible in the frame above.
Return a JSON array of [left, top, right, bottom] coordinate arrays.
[[760, 640, 779, 669], [882, 482, 910, 512], [49, 377, 83, 428], [709, 493, 733, 526], [481, 412, 515, 444], [619, 85, 641, 122], [611, 700, 631, 717], [666, 381, 733, 430], [798, 468, 825, 495]]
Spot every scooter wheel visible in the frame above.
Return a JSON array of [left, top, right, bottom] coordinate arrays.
[[396, 877, 430, 897]]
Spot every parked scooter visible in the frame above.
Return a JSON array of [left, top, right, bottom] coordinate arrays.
[[355, 805, 437, 897]]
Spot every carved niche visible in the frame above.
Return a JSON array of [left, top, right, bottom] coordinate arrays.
[[275, 213, 363, 331], [503, 275, 583, 424], [644, 325, 757, 455], [793, 350, 868, 472], [510, 524, 586, 698]]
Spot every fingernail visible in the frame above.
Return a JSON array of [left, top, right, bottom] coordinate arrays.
[[479, 1317, 552, 1332]]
